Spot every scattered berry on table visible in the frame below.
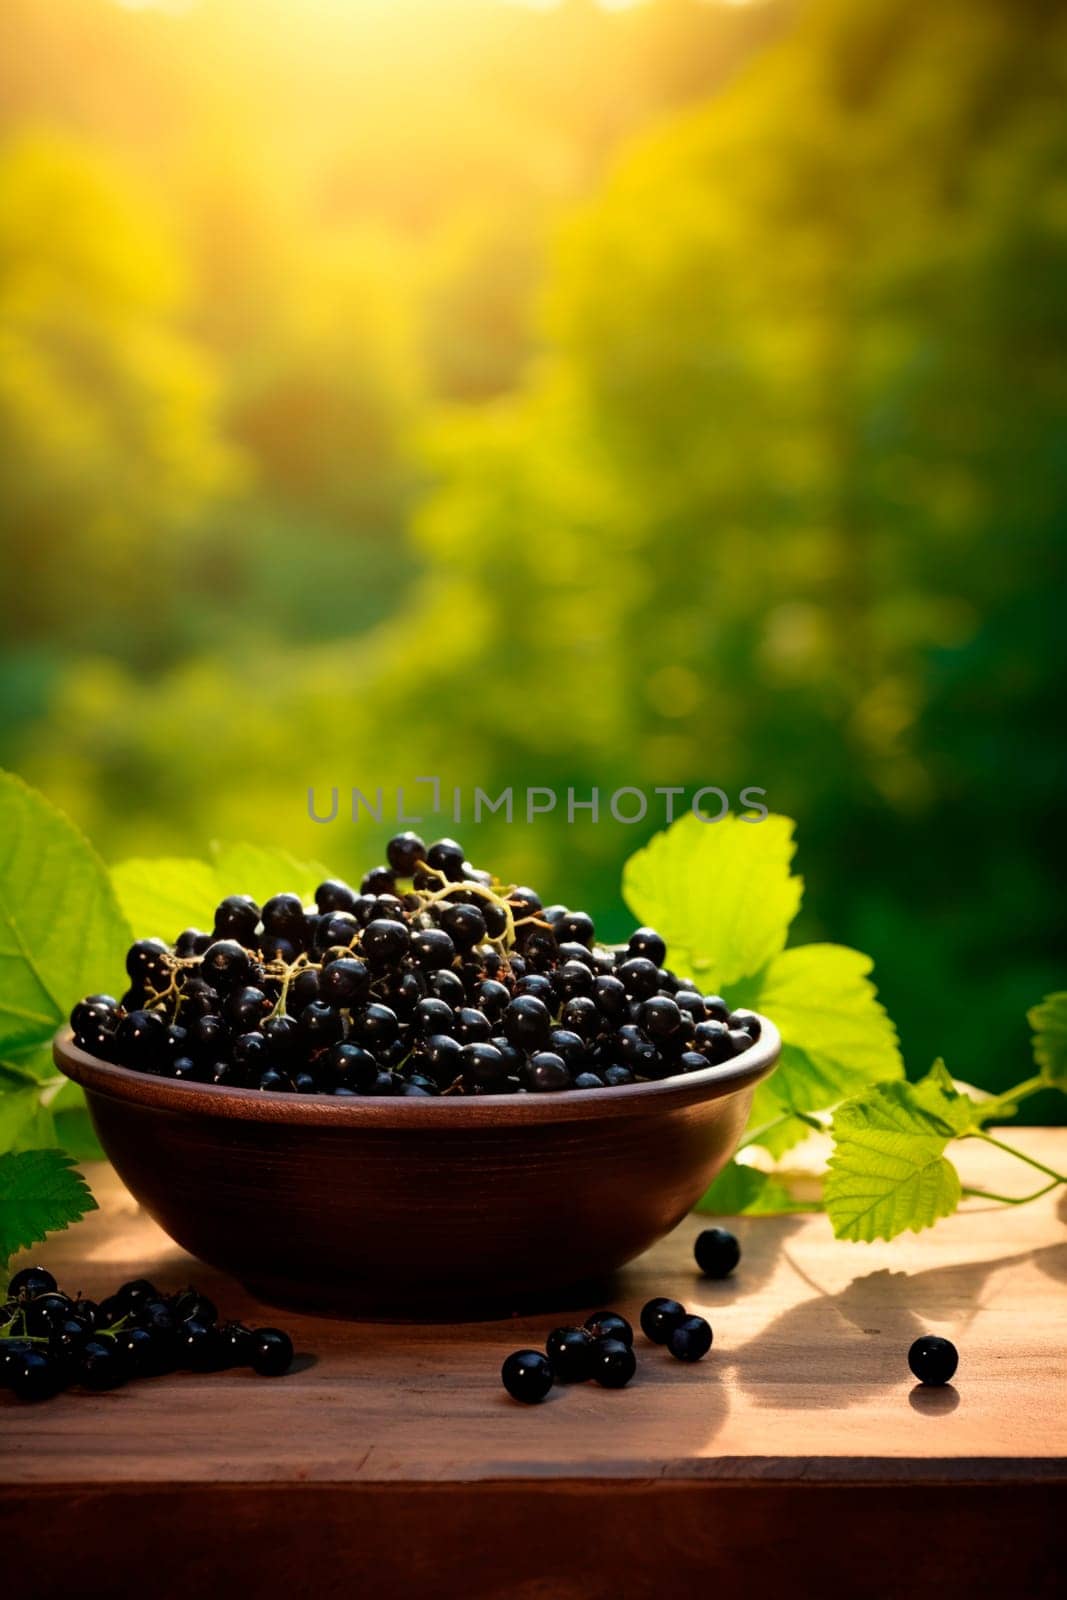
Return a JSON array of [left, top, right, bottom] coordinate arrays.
[[667, 1314, 713, 1363], [68, 836, 769, 1096], [501, 1349, 555, 1404], [584, 1311, 634, 1347], [545, 1326, 596, 1383], [250, 1328, 295, 1377], [694, 1227, 741, 1279], [591, 1338, 637, 1389], [640, 1297, 686, 1345], [907, 1335, 958, 1387]]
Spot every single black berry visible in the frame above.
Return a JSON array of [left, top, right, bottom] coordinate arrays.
[[251, 1327, 294, 1377], [584, 1311, 633, 1347], [213, 895, 260, 943], [628, 927, 667, 966], [8, 1349, 65, 1402], [386, 831, 427, 876], [694, 1227, 740, 1279], [9, 1266, 56, 1301], [668, 1314, 713, 1362], [591, 1338, 636, 1389], [908, 1335, 959, 1387], [545, 1327, 595, 1383], [504, 995, 551, 1049], [426, 838, 466, 882], [523, 1052, 572, 1092], [640, 1297, 686, 1344], [501, 1349, 554, 1404], [79, 1338, 128, 1391]]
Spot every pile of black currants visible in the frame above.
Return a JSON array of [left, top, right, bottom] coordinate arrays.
[[69, 832, 763, 1097], [0, 1266, 294, 1403]]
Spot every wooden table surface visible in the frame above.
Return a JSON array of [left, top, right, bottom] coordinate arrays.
[[4, 1131, 1066, 1598]]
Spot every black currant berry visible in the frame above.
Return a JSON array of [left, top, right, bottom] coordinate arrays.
[[908, 1336, 959, 1387], [319, 957, 371, 1007], [616, 957, 660, 999], [675, 990, 706, 1022], [422, 1034, 462, 1085], [501, 1349, 553, 1404], [314, 879, 358, 915], [126, 938, 171, 989], [9, 1266, 57, 1301], [628, 926, 667, 966], [728, 1009, 762, 1040], [561, 996, 599, 1041], [361, 866, 397, 897], [295, 1001, 342, 1046], [251, 1327, 294, 1377], [116, 1278, 158, 1310], [116, 1008, 168, 1070], [71, 996, 119, 1037], [8, 1349, 65, 1402], [640, 1297, 686, 1344], [668, 1314, 713, 1363], [439, 902, 487, 951], [213, 895, 260, 944], [594, 975, 628, 1019], [79, 1338, 127, 1391], [386, 831, 427, 875], [523, 1052, 572, 1092], [360, 919, 408, 964], [199, 939, 251, 992], [426, 838, 466, 882], [545, 1326, 595, 1383], [504, 995, 551, 1049], [227, 985, 272, 1030], [584, 1311, 633, 1347], [694, 1227, 740, 1279], [591, 1339, 636, 1389], [556, 910, 595, 947], [641, 996, 682, 1039], [409, 927, 456, 971], [460, 1042, 507, 1088], [261, 893, 307, 941]]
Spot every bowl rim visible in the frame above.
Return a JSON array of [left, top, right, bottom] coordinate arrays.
[[54, 1017, 780, 1128]]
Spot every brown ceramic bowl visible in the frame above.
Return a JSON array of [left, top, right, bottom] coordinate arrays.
[[55, 1019, 779, 1318]]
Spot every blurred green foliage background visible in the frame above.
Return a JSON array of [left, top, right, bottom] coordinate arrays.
[[1, 0, 1064, 1111]]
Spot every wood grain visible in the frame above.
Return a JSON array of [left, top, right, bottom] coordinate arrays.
[[3, 1132, 1065, 1597]]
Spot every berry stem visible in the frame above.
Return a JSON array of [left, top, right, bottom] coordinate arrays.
[[980, 1074, 1048, 1120], [962, 1179, 1062, 1206], [965, 1130, 1067, 1185]]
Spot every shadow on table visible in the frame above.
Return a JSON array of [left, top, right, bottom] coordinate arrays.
[[725, 1241, 1066, 1411]]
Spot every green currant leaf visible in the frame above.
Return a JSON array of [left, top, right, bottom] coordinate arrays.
[[110, 857, 220, 942], [824, 1074, 965, 1242], [0, 1148, 97, 1270], [209, 843, 333, 909], [744, 944, 902, 1116], [53, 1105, 106, 1163], [0, 1086, 46, 1155], [1028, 991, 1067, 1088], [0, 771, 131, 1055], [696, 1159, 812, 1216], [622, 811, 802, 989], [111, 844, 334, 942]]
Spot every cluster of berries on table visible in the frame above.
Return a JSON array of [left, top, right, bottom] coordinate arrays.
[[501, 1297, 716, 1404], [0, 1267, 294, 1403], [69, 832, 763, 1097]]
